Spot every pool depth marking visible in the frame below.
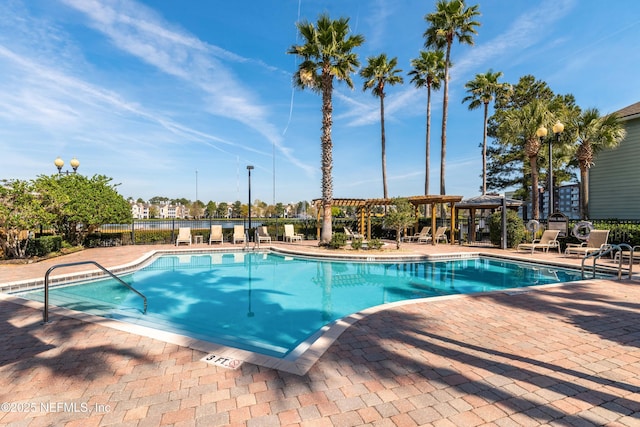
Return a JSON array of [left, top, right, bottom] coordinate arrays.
[[201, 353, 243, 370]]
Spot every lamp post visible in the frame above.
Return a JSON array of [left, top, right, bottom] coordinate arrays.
[[536, 121, 564, 218], [54, 157, 80, 175], [247, 165, 254, 240]]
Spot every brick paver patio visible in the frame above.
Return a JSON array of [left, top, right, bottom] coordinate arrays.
[[1, 243, 639, 426]]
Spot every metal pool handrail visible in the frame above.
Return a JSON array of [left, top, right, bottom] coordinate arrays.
[[43, 260, 147, 323]]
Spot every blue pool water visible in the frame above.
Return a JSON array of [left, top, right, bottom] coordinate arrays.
[[20, 252, 588, 358]]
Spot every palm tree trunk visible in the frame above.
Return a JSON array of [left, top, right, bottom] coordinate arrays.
[[425, 87, 431, 196], [530, 155, 539, 220], [482, 102, 488, 195], [380, 94, 387, 199], [320, 71, 333, 244], [580, 167, 589, 219], [440, 43, 451, 196]]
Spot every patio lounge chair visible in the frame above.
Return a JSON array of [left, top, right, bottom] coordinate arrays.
[[232, 225, 247, 244], [402, 226, 430, 242], [344, 227, 365, 240], [421, 226, 448, 244], [257, 226, 271, 243], [208, 225, 224, 244], [517, 229, 560, 254], [565, 229, 610, 257], [284, 224, 303, 242], [175, 227, 192, 246]]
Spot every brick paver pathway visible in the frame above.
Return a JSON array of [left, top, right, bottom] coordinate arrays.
[[1, 245, 639, 426]]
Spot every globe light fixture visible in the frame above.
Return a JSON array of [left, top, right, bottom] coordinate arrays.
[[54, 157, 80, 175], [536, 122, 564, 218]]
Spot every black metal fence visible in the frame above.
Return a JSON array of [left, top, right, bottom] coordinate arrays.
[[90, 218, 319, 247]]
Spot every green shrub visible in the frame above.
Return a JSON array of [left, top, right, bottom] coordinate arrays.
[[368, 238, 383, 250], [26, 236, 62, 257], [351, 239, 364, 250], [328, 232, 347, 249], [488, 210, 525, 248]]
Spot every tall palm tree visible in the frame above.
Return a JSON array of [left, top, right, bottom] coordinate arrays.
[[424, 0, 481, 196], [360, 54, 404, 200], [462, 69, 511, 195], [573, 108, 626, 219], [287, 14, 364, 244], [498, 100, 551, 220], [408, 50, 445, 196]]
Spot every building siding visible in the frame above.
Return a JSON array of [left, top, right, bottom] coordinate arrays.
[[589, 116, 640, 219]]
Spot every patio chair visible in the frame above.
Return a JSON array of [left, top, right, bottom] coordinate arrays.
[[421, 226, 448, 244], [344, 227, 365, 240], [565, 229, 610, 257], [208, 225, 224, 245], [284, 224, 303, 242], [403, 226, 430, 242], [517, 229, 560, 254], [175, 227, 192, 246], [232, 225, 247, 244], [257, 226, 271, 243]]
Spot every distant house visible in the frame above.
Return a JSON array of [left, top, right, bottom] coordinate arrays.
[[589, 101, 640, 220], [129, 201, 150, 219]]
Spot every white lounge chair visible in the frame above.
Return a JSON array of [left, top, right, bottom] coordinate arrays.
[[257, 226, 271, 243], [175, 227, 192, 246], [284, 224, 303, 242], [233, 225, 246, 244], [403, 226, 431, 242], [421, 226, 448, 244], [517, 229, 560, 254], [209, 225, 224, 245], [565, 230, 610, 257], [344, 227, 364, 240]]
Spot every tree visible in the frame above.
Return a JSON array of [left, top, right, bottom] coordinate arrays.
[[573, 108, 626, 219], [424, 0, 481, 196], [495, 100, 551, 220], [35, 174, 132, 245], [408, 50, 446, 196], [462, 69, 511, 194], [360, 53, 404, 199], [205, 201, 217, 218], [384, 198, 416, 249], [288, 14, 364, 244], [231, 201, 242, 218], [190, 200, 204, 219], [149, 196, 169, 205], [216, 202, 228, 218], [0, 179, 54, 258], [487, 76, 578, 205]]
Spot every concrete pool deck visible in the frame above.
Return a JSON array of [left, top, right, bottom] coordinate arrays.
[[0, 242, 639, 426]]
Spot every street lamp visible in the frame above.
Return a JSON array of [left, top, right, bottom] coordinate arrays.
[[247, 165, 254, 240], [536, 121, 564, 218], [54, 157, 80, 175]]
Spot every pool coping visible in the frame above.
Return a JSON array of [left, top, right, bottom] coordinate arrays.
[[0, 245, 620, 375]]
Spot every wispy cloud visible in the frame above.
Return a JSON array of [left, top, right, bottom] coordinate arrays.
[[59, 0, 314, 175]]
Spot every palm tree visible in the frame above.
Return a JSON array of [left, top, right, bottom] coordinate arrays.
[[360, 54, 404, 200], [408, 50, 446, 196], [287, 14, 364, 244], [462, 69, 511, 195], [498, 100, 551, 220], [573, 108, 626, 219], [424, 0, 481, 196]]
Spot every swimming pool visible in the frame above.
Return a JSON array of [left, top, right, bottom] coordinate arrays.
[[18, 252, 588, 358]]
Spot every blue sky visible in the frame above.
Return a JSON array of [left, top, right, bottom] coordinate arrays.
[[1, 0, 638, 206]]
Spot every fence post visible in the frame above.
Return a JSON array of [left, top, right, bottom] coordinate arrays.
[[131, 221, 135, 245]]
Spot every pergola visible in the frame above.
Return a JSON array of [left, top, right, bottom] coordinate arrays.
[[455, 194, 523, 242], [312, 195, 463, 245]]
